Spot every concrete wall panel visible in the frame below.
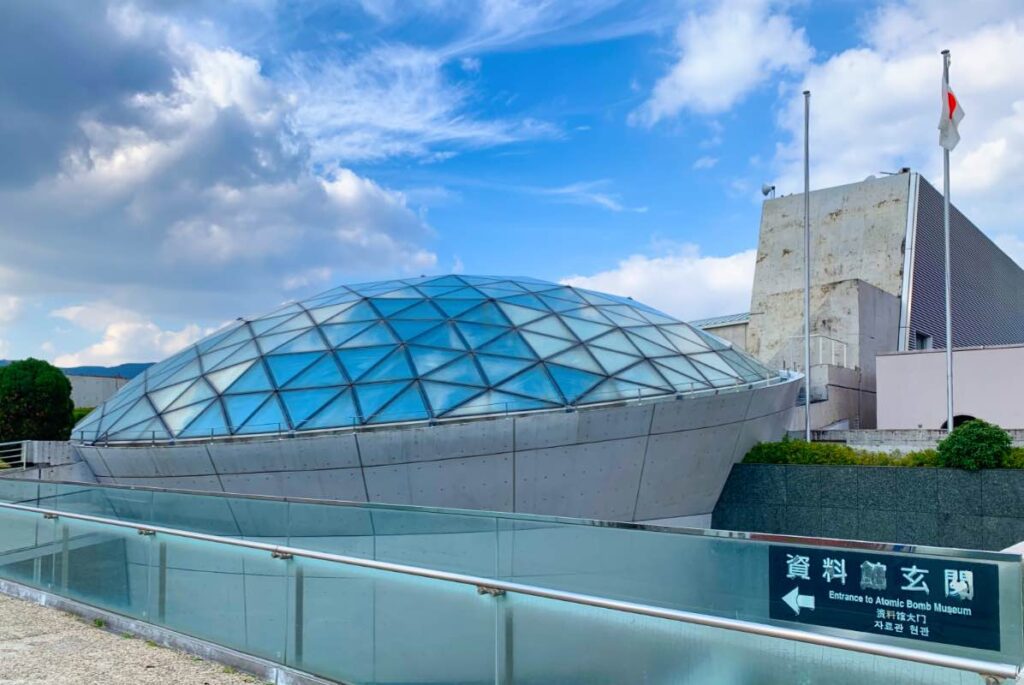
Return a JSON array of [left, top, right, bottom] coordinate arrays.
[[357, 420, 513, 466], [207, 434, 361, 474], [149, 445, 215, 477], [364, 453, 513, 511], [278, 468, 367, 502], [97, 447, 160, 478], [112, 475, 223, 492], [513, 412, 578, 451], [650, 392, 749, 434], [576, 404, 653, 444], [74, 447, 111, 478]]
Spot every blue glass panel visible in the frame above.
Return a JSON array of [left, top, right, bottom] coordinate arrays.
[[206, 341, 259, 372], [407, 345, 462, 375], [415, 285, 463, 298], [559, 316, 612, 341], [411, 323, 466, 350], [395, 301, 444, 319], [273, 329, 327, 354], [590, 347, 639, 374], [361, 349, 414, 382], [97, 397, 140, 433], [322, 322, 374, 347], [355, 381, 410, 420], [179, 401, 229, 438], [323, 301, 379, 324], [167, 379, 216, 412], [520, 331, 575, 358], [238, 395, 287, 434], [421, 275, 467, 288], [225, 362, 273, 393], [151, 360, 201, 391], [662, 328, 710, 354], [285, 354, 346, 388], [537, 294, 578, 312], [369, 298, 420, 317], [625, 331, 676, 358], [105, 398, 157, 434], [445, 390, 552, 417], [111, 418, 169, 442], [539, 286, 586, 303], [630, 326, 676, 350], [207, 325, 252, 351], [496, 366, 561, 403], [371, 384, 428, 424], [266, 352, 321, 387], [336, 346, 392, 381], [148, 380, 192, 412], [390, 319, 438, 341], [303, 389, 358, 430], [307, 301, 359, 324], [436, 299, 481, 318], [163, 400, 213, 436], [200, 341, 247, 373], [337, 323, 396, 348], [580, 378, 658, 404], [434, 287, 485, 300], [562, 306, 612, 325], [456, 322, 505, 349], [281, 388, 338, 427], [545, 363, 604, 403], [653, 361, 706, 390], [195, 324, 241, 353], [479, 332, 535, 359], [459, 275, 502, 285], [694, 327, 730, 350], [690, 359, 737, 386], [427, 355, 485, 386], [499, 293, 548, 309], [616, 361, 671, 390], [256, 329, 304, 354], [577, 289, 621, 306], [374, 287, 424, 299], [590, 330, 640, 355], [600, 309, 647, 328], [691, 352, 742, 381], [640, 309, 678, 325], [263, 313, 313, 336], [477, 354, 533, 385], [476, 284, 524, 298], [224, 393, 270, 430], [523, 316, 574, 340], [548, 347, 604, 374], [458, 302, 509, 326], [421, 381, 482, 415], [497, 302, 546, 326]]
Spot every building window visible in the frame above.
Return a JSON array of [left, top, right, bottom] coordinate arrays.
[[915, 332, 933, 350]]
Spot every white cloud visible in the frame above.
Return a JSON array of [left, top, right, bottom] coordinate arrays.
[[0, 295, 21, 324], [51, 302, 218, 366], [692, 155, 718, 170], [631, 0, 811, 124], [561, 245, 756, 320], [535, 180, 646, 212]]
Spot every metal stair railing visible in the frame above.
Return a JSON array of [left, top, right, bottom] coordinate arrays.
[[0, 441, 27, 471]]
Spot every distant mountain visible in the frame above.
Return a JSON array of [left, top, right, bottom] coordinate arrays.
[[0, 360, 153, 379]]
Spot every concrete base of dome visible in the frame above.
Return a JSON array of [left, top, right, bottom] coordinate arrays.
[[74, 375, 800, 522]]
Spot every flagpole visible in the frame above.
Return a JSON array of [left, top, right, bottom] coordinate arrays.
[[803, 90, 811, 442], [941, 50, 954, 434]]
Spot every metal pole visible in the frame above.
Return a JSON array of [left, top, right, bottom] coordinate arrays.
[[803, 90, 812, 442], [942, 50, 954, 434]]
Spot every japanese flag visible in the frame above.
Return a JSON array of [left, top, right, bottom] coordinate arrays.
[[938, 72, 965, 150]]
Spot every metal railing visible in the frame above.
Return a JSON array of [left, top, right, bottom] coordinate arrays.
[[777, 334, 852, 371], [0, 497, 1016, 680], [0, 441, 26, 471]]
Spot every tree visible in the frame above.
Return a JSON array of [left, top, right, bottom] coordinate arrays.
[[936, 419, 1012, 470], [0, 359, 75, 442]]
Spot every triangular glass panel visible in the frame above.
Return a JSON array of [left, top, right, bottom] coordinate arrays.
[[499, 293, 548, 309], [266, 312, 314, 335], [537, 294, 578, 312], [281, 388, 338, 427], [307, 301, 359, 325], [374, 287, 426, 300], [456, 321, 506, 349], [322, 321, 374, 347], [580, 378, 659, 404], [691, 352, 742, 382], [640, 309, 678, 325], [416, 285, 464, 298], [167, 378, 216, 412], [435, 286, 486, 300], [369, 298, 420, 317], [410, 322, 466, 350], [476, 284, 525, 298], [600, 309, 647, 328], [562, 306, 613, 325], [458, 301, 508, 326], [390, 319, 439, 341], [355, 381, 410, 421], [545, 363, 604, 403], [163, 400, 214, 436], [179, 401, 229, 438], [303, 389, 358, 430], [549, 346, 605, 374], [105, 398, 157, 434], [284, 354, 346, 388], [148, 380, 193, 413], [560, 315, 612, 342], [590, 347, 640, 375], [336, 346, 392, 381], [195, 325, 240, 353], [256, 329, 305, 355], [206, 360, 256, 393], [660, 324, 711, 353], [113, 418, 169, 442], [238, 396, 288, 435], [207, 325, 252, 352], [225, 362, 273, 394], [435, 299, 481, 318], [603, 304, 651, 323], [321, 301, 379, 325], [616, 361, 671, 390], [625, 331, 677, 358], [459, 275, 502, 285], [538, 286, 586, 304], [370, 383, 428, 424], [337, 322, 396, 348], [407, 345, 463, 376], [422, 275, 467, 288], [523, 315, 575, 340], [421, 381, 483, 416], [273, 329, 328, 354], [479, 332, 536, 359], [199, 341, 247, 373], [266, 352, 321, 387], [224, 393, 270, 430], [654, 362, 709, 392], [695, 327, 731, 350], [150, 359, 202, 391], [361, 349, 415, 382], [591, 330, 640, 355], [496, 366, 562, 403], [497, 302, 546, 326], [426, 355, 485, 385], [207, 341, 259, 372], [630, 326, 677, 350], [445, 390, 553, 417], [577, 289, 622, 306], [520, 331, 575, 358], [477, 355, 534, 386], [393, 301, 444, 320]]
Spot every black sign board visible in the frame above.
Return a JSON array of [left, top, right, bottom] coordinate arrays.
[[768, 545, 1001, 651]]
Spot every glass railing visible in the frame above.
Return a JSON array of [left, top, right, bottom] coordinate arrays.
[[0, 478, 1020, 683]]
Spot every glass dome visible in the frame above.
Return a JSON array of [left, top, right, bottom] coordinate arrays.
[[73, 275, 775, 443]]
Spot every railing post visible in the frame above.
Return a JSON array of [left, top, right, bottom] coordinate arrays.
[[158, 540, 167, 622], [293, 563, 304, 667]]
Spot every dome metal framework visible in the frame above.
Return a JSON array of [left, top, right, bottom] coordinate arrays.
[[73, 275, 775, 443]]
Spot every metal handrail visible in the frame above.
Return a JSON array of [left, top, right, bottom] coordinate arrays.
[[0, 441, 26, 470], [0, 499, 1016, 679]]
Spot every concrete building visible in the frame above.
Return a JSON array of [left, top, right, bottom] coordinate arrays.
[[877, 344, 1024, 429], [693, 170, 1024, 431], [68, 275, 800, 525], [66, 374, 127, 409]]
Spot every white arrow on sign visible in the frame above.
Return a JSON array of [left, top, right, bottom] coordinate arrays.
[[782, 587, 816, 615]]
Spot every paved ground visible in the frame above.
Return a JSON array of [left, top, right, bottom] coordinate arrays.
[[0, 594, 263, 684]]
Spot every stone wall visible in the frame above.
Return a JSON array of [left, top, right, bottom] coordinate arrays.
[[798, 428, 1024, 453], [712, 463, 1024, 551]]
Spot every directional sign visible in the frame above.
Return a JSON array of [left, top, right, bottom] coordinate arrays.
[[768, 545, 1001, 651]]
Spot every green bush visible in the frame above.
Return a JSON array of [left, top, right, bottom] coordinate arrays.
[[0, 358, 74, 442], [936, 420, 1012, 470], [743, 438, 940, 468]]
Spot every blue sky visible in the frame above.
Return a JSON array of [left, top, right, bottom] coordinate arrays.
[[1, 0, 1023, 366]]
